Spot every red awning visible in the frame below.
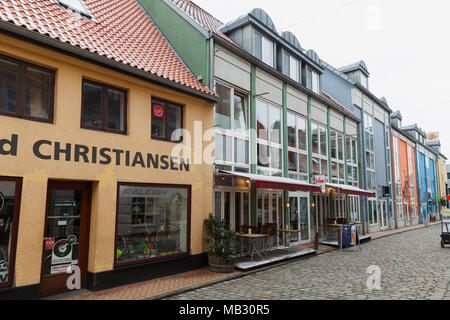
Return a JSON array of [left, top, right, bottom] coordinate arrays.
[[326, 183, 375, 197], [218, 170, 322, 193]]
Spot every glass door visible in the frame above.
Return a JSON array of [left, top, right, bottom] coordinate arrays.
[[214, 189, 250, 232], [380, 200, 388, 229], [40, 181, 91, 297], [289, 193, 310, 244]]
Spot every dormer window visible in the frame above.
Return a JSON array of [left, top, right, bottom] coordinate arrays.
[[254, 31, 274, 67], [58, 0, 92, 18], [361, 73, 368, 88], [306, 67, 320, 95], [289, 56, 299, 82]]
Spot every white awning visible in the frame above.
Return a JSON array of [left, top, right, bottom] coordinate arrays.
[[218, 170, 322, 193], [326, 183, 375, 197]]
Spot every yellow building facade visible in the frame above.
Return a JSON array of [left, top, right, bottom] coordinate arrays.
[[0, 34, 215, 298]]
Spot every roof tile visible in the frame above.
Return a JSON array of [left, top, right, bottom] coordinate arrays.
[[0, 0, 214, 96]]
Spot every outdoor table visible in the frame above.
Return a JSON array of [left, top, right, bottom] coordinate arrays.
[[278, 229, 302, 252], [238, 233, 272, 261]]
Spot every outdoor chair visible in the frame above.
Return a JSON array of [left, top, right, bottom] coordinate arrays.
[[262, 223, 277, 251]]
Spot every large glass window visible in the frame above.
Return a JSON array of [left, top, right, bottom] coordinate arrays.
[[287, 112, 308, 181], [346, 137, 359, 187], [257, 99, 283, 176], [331, 130, 345, 184], [116, 184, 190, 266], [82, 80, 126, 134], [215, 83, 231, 130], [311, 121, 328, 179], [0, 55, 54, 122], [215, 82, 249, 172], [0, 177, 21, 288]]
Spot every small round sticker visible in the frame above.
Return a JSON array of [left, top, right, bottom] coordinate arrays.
[[153, 104, 165, 118]]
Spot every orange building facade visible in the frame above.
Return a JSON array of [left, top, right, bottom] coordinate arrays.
[[392, 128, 420, 227]]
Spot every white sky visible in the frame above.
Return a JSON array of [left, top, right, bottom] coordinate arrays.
[[192, 0, 450, 159]]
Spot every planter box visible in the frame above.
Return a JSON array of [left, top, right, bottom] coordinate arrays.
[[208, 256, 235, 274]]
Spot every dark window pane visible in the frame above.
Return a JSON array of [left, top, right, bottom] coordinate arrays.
[[0, 180, 18, 285], [167, 103, 182, 141], [24, 67, 51, 119], [297, 117, 307, 150], [151, 100, 166, 139], [107, 88, 125, 131], [82, 83, 103, 128], [287, 113, 296, 148], [299, 154, 308, 174], [311, 124, 319, 154], [215, 84, 231, 130], [0, 58, 18, 114], [288, 151, 297, 172]]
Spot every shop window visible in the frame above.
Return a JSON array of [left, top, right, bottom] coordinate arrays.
[[115, 183, 190, 266], [0, 55, 54, 123], [151, 98, 183, 142], [82, 80, 126, 134], [0, 177, 21, 288]]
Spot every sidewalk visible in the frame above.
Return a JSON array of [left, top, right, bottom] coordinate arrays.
[[59, 221, 440, 300], [371, 221, 440, 240]]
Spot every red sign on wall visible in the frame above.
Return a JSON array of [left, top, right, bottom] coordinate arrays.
[[153, 104, 165, 118], [44, 237, 55, 250]]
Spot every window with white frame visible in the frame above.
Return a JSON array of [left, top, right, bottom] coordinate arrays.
[[289, 56, 299, 82], [287, 112, 308, 181], [330, 130, 345, 184], [256, 99, 283, 176], [386, 127, 392, 184], [253, 31, 275, 68], [368, 198, 378, 225], [214, 82, 249, 173], [407, 145, 417, 216], [311, 121, 328, 178], [364, 112, 376, 190], [346, 136, 359, 187], [393, 136, 403, 219]]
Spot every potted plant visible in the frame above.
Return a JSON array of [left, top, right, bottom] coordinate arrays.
[[204, 214, 237, 273]]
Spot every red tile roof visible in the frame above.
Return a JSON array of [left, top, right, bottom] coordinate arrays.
[[321, 92, 355, 118], [170, 0, 236, 45], [0, 0, 215, 97]]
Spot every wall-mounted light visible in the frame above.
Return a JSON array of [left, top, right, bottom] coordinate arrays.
[[311, 202, 316, 208], [286, 202, 290, 209]]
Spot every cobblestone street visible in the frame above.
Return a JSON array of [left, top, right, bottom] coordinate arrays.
[[168, 224, 450, 300]]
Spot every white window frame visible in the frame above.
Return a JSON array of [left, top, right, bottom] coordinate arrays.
[[214, 81, 250, 173], [256, 98, 283, 177], [311, 121, 328, 178], [287, 111, 308, 181]]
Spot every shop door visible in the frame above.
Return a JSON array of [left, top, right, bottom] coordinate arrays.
[[257, 191, 283, 244], [214, 190, 250, 232], [380, 200, 388, 229], [289, 193, 310, 244], [40, 181, 91, 297]]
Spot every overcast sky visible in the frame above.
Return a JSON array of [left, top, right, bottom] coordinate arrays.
[[192, 0, 450, 160]]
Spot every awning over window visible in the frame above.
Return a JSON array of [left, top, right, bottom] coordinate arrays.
[[326, 183, 375, 197], [218, 170, 322, 193]]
